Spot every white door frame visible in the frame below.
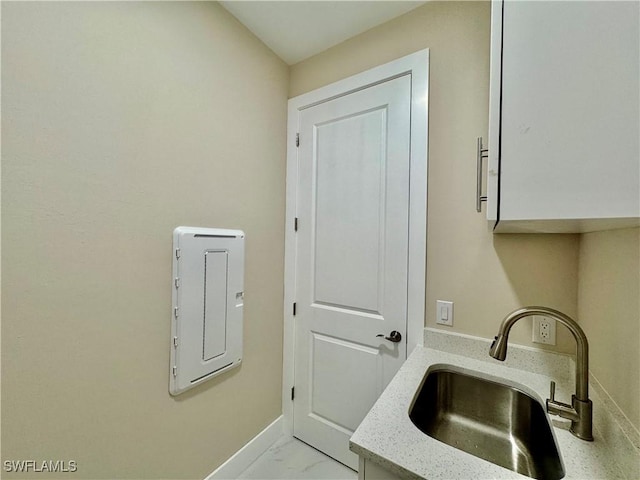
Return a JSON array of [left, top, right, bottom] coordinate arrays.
[[282, 49, 429, 435]]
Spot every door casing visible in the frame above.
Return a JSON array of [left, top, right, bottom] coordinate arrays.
[[282, 49, 429, 436]]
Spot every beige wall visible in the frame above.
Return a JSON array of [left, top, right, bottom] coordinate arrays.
[[1, 2, 288, 479], [578, 227, 640, 430], [290, 1, 580, 353]]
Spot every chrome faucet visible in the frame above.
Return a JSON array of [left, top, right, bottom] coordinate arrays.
[[489, 306, 593, 441]]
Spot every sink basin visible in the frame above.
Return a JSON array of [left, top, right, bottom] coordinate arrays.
[[409, 365, 565, 480]]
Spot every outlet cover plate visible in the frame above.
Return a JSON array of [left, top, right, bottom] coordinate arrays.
[[532, 315, 556, 345]]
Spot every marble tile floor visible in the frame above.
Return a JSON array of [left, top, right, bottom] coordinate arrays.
[[237, 435, 357, 480]]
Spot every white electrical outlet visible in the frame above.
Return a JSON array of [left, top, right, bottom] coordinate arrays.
[[532, 316, 556, 345], [436, 300, 453, 326]]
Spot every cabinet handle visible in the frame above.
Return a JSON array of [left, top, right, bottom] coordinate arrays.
[[476, 137, 489, 212]]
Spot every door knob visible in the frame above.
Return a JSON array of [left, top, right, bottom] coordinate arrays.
[[376, 331, 402, 343]]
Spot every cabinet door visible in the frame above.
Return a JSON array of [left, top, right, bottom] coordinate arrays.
[[359, 457, 403, 480], [490, 1, 639, 232]]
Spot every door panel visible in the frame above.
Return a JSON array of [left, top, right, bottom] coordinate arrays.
[[314, 107, 386, 313], [310, 332, 381, 433], [293, 74, 411, 469]]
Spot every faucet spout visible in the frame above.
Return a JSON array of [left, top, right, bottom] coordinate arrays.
[[489, 306, 593, 441]]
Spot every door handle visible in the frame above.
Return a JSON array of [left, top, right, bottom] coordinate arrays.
[[376, 331, 402, 343]]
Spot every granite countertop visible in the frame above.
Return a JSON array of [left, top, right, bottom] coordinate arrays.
[[349, 345, 622, 479]]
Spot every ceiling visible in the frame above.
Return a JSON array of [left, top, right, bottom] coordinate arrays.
[[219, 1, 427, 65]]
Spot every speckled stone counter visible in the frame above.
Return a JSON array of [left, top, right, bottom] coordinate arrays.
[[349, 333, 631, 479]]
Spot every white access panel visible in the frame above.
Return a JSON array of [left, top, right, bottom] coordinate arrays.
[[170, 227, 244, 396]]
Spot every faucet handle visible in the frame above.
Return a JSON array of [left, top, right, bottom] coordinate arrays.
[[549, 380, 556, 402]]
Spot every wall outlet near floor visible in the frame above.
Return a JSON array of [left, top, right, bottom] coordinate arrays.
[[532, 315, 556, 345], [436, 300, 453, 326]]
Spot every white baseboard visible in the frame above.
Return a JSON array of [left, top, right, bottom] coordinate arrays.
[[205, 416, 284, 480]]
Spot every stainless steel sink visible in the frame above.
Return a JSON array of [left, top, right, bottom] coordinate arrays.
[[409, 365, 565, 480]]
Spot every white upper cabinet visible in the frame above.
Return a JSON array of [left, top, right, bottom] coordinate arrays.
[[487, 0, 639, 233]]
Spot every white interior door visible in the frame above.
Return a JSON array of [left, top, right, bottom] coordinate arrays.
[[292, 74, 411, 469]]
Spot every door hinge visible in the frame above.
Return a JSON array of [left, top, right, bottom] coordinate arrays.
[[175, 248, 181, 259], [174, 277, 180, 288], [173, 336, 178, 348], [291, 387, 295, 401], [296, 133, 300, 147], [172, 366, 177, 377], [293, 302, 297, 316], [294, 217, 298, 232], [174, 306, 179, 318]]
